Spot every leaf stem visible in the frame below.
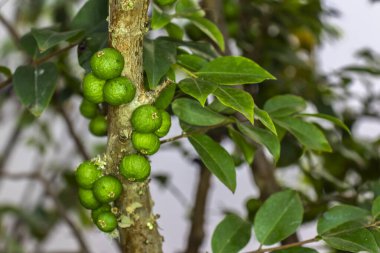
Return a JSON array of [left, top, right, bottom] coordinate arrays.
[[174, 64, 198, 78]]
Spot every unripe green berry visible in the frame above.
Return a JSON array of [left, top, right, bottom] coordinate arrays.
[[95, 211, 118, 232], [131, 105, 162, 133], [132, 132, 160, 155], [75, 161, 102, 189], [103, 76, 136, 106], [120, 154, 151, 182], [78, 188, 101, 210], [93, 175, 122, 203], [79, 99, 99, 119], [90, 48, 124, 80], [82, 73, 106, 104], [155, 110, 171, 137], [89, 116, 107, 137], [91, 204, 112, 222]]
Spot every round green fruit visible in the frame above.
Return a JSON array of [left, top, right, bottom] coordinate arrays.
[[131, 105, 162, 133], [91, 204, 112, 222], [155, 0, 176, 6], [82, 73, 106, 104], [155, 110, 171, 137], [132, 132, 160, 155], [95, 211, 118, 232], [90, 48, 124, 80], [79, 98, 98, 119], [93, 175, 123, 203], [120, 154, 151, 182], [78, 188, 101, 210], [75, 161, 102, 189], [89, 116, 107, 136], [103, 76, 136, 106]]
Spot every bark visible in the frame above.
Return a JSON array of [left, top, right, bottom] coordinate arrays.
[[107, 1, 163, 252]]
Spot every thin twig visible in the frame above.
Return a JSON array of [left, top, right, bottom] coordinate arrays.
[[0, 12, 20, 46], [153, 79, 173, 98], [246, 237, 319, 253]]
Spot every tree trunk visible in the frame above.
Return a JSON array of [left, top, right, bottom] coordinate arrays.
[[107, 1, 163, 252]]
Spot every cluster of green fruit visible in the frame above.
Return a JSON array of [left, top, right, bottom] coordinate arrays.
[[79, 47, 136, 136], [75, 47, 172, 233]]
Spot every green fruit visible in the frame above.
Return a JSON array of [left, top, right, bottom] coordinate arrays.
[[78, 188, 101, 209], [95, 211, 118, 232], [90, 48, 124, 80], [155, 110, 171, 137], [154, 83, 176, 110], [103, 76, 136, 106], [91, 204, 112, 222], [82, 73, 106, 104], [79, 98, 98, 119], [155, 0, 176, 6], [132, 132, 160, 155], [89, 116, 107, 136], [93, 175, 123, 203], [131, 105, 162, 133], [120, 154, 151, 182], [75, 161, 102, 189]]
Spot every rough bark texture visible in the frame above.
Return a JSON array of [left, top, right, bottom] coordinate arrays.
[[107, 1, 163, 252]]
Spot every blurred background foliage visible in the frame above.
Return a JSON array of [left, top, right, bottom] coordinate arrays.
[[0, 0, 379, 252]]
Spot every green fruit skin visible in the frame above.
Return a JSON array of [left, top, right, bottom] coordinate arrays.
[[90, 48, 124, 80], [80, 99, 98, 119], [131, 105, 162, 133], [75, 161, 102, 189], [91, 204, 112, 222], [154, 83, 176, 110], [95, 211, 118, 232], [155, 110, 171, 137], [132, 132, 160, 155], [155, 0, 176, 6], [103, 76, 136, 106], [82, 73, 106, 104], [78, 188, 101, 210], [120, 154, 151, 182], [93, 175, 123, 203], [89, 116, 107, 137]]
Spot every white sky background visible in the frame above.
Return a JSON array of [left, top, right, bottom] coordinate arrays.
[[0, 1, 380, 253]]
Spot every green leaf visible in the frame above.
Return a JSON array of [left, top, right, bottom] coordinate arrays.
[[322, 228, 378, 253], [254, 190, 303, 245], [273, 247, 319, 253], [70, 0, 108, 32], [0, 66, 11, 78], [317, 205, 369, 235], [31, 28, 82, 52], [274, 117, 332, 152], [152, 6, 171, 30], [188, 16, 225, 51], [20, 33, 52, 60], [189, 134, 236, 192], [372, 196, 380, 219], [13, 63, 58, 117], [197, 56, 275, 85], [172, 98, 230, 126], [264, 95, 307, 118], [371, 228, 380, 247], [237, 122, 280, 162], [254, 106, 277, 136], [228, 127, 256, 164], [177, 54, 208, 71], [175, 0, 204, 17], [213, 87, 254, 123], [298, 113, 351, 135], [178, 78, 217, 106], [144, 39, 177, 89], [165, 23, 184, 40], [211, 214, 252, 253], [154, 83, 177, 110]]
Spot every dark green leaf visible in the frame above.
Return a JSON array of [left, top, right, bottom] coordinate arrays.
[[264, 95, 307, 118], [372, 196, 380, 219], [175, 0, 204, 17], [31, 28, 82, 52], [20, 33, 52, 60], [188, 16, 225, 51], [322, 228, 378, 253], [70, 0, 108, 32], [254, 190, 303, 245], [178, 78, 217, 106], [189, 134, 236, 192], [165, 23, 184, 40], [228, 127, 256, 164], [273, 247, 319, 253], [172, 98, 230, 126], [208, 99, 236, 115], [298, 113, 351, 135], [317, 205, 369, 235], [13, 63, 58, 117], [144, 39, 177, 89], [152, 6, 171, 30], [0, 66, 11, 78], [211, 214, 252, 253], [274, 117, 332, 152], [254, 106, 277, 136], [197, 56, 275, 85], [177, 54, 208, 71], [237, 122, 280, 162], [213, 87, 254, 123], [154, 83, 177, 110], [371, 228, 380, 247]]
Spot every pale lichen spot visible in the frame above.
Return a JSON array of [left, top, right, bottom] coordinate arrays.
[[118, 215, 134, 228], [147, 222, 154, 230], [126, 202, 143, 214]]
